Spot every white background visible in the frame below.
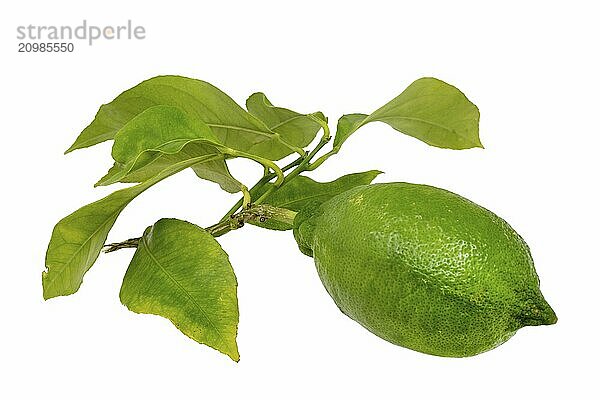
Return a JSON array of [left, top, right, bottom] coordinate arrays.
[[2, 1, 598, 398]]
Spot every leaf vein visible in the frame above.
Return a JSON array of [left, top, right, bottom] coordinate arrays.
[[139, 234, 228, 350]]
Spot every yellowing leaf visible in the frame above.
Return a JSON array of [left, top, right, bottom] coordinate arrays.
[[120, 218, 239, 361]]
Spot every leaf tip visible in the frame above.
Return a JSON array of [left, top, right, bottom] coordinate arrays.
[[228, 347, 240, 363], [365, 170, 384, 183], [216, 333, 240, 362], [94, 173, 116, 187], [471, 134, 484, 149]]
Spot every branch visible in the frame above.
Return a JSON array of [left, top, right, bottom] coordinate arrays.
[[103, 204, 297, 253]]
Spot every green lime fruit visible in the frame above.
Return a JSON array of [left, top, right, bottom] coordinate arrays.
[[293, 183, 557, 357]]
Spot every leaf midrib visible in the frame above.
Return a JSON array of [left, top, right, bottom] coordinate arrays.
[[207, 123, 276, 140], [140, 234, 230, 352], [269, 114, 305, 130], [367, 115, 458, 133]]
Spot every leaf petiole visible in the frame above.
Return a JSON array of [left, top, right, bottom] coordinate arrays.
[[218, 154, 305, 222], [272, 132, 307, 157], [222, 149, 284, 187], [254, 115, 331, 204], [306, 148, 337, 171], [240, 184, 252, 209]]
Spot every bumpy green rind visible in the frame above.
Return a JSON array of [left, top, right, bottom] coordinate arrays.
[[294, 183, 556, 357]]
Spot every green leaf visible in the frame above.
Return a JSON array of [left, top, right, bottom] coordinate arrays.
[[42, 155, 219, 300], [120, 218, 239, 361], [333, 77, 481, 151], [94, 105, 241, 192], [246, 92, 326, 148], [66, 75, 301, 160], [110, 105, 220, 163], [99, 144, 241, 193], [332, 113, 368, 150], [190, 156, 241, 194], [251, 170, 382, 230]]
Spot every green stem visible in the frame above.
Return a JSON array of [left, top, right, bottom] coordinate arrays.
[[254, 115, 331, 204], [104, 237, 140, 252], [103, 204, 297, 251], [306, 148, 338, 171], [219, 148, 284, 209], [218, 154, 305, 222], [240, 184, 251, 209], [223, 149, 284, 186], [273, 133, 307, 157], [104, 115, 333, 253], [220, 113, 332, 215], [208, 204, 298, 237]]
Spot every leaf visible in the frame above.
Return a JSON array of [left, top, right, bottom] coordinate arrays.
[[99, 144, 241, 194], [250, 170, 382, 230], [246, 92, 326, 148], [42, 155, 219, 300], [333, 77, 481, 151], [191, 156, 240, 194], [94, 105, 240, 192], [332, 113, 368, 150], [66, 75, 300, 160], [110, 105, 220, 163], [120, 218, 239, 361]]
